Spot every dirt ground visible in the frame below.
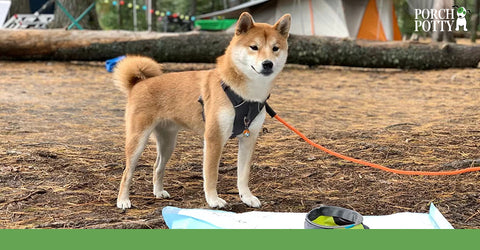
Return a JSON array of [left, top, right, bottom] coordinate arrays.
[[1, 60, 479, 229]]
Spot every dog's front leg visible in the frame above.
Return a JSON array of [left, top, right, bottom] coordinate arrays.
[[237, 110, 265, 207], [237, 133, 261, 207], [202, 104, 233, 208], [203, 133, 227, 208]]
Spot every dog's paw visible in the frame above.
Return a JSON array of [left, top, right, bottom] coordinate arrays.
[[240, 194, 261, 208], [154, 190, 170, 199], [206, 196, 227, 208], [117, 198, 132, 209]]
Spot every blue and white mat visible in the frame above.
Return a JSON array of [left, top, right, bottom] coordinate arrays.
[[162, 203, 453, 229]]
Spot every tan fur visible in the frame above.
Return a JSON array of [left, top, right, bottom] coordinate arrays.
[[113, 55, 163, 93], [114, 12, 291, 209]]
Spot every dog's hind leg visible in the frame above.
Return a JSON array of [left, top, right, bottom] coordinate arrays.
[[152, 122, 178, 199], [117, 113, 154, 209]]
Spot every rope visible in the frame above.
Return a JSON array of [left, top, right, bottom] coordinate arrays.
[[273, 114, 480, 176]]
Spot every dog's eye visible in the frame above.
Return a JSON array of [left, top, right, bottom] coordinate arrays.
[[272, 46, 279, 52], [250, 45, 258, 51]]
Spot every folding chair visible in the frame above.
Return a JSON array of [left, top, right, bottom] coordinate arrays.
[[2, 0, 54, 29]]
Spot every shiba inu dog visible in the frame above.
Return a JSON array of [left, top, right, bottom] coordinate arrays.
[[114, 12, 291, 209]]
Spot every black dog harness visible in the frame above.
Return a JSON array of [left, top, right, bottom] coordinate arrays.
[[198, 81, 267, 139]]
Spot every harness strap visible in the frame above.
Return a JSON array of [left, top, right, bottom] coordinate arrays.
[[197, 81, 268, 139], [221, 82, 266, 138]]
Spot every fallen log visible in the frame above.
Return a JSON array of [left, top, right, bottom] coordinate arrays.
[[1, 29, 480, 69]]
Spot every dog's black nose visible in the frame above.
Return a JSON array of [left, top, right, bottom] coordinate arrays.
[[262, 60, 273, 70]]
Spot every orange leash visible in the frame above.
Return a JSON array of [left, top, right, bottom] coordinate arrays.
[[272, 113, 480, 176]]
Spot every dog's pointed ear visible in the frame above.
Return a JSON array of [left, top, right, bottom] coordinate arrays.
[[236, 12, 255, 35], [274, 14, 291, 38]]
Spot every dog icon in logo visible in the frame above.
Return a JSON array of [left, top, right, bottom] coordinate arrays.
[[453, 5, 471, 31]]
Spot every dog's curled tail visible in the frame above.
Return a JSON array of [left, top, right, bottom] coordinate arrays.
[[113, 55, 162, 93]]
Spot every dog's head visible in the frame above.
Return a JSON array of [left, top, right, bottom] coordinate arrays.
[[457, 7, 467, 18], [228, 12, 291, 80], [453, 5, 471, 18]]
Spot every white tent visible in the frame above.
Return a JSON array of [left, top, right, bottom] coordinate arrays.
[[0, 0, 11, 27], [199, 0, 402, 41]]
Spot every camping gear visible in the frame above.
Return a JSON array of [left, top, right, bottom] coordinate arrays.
[[197, 0, 401, 40], [304, 206, 368, 229], [2, 0, 54, 29], [162, 203, 453, 229], [197, 0, 402, 41], [3, 14, 54, 29], [194, 19, 237, 31], [0, 0, 11, 27], [105, 55, 126, 73]]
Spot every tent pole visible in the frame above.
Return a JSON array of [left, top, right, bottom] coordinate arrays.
[[308, 0, 315, 35]]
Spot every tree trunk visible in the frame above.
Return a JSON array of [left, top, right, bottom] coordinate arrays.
[[471, 0, 480, 43], [432, 0, 455, 43], [1, 29, 480, 70], [286, 35, 480, 69], [190, 0, 197, 16], [49, 0, 100, 30], [151, 0, 157, 31], [8, 0, 31, 19]]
